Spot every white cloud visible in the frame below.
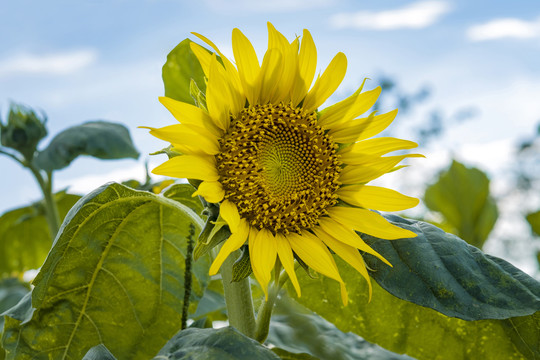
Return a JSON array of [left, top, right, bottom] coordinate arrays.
[[330, 1, 451, 30], [0, 49, 98, 78], [467, 17, 540, 42], [203, 0, 334, 13]]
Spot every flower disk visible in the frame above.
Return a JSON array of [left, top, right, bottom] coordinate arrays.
[[217, 103, 341, 234]]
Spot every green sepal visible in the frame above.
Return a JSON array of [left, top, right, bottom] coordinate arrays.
[[232, 246, 252, 282], [149, 144, 182, 159], [190, 78, 207, 111], [194, 225, 230, 261]]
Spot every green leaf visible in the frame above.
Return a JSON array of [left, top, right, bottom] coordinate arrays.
[[271, 348, 319, 360], [526, 210, 540, 237], [0, 279, 31, 360], [268, 313, 412, 360], [290, 258, 540, 359], [163, 183, 204, 217], [2, 183, 209, 360], [162, 39, 207, 105], [0, 192, 80, 275], [363, 215, 540, 320], [192, 280, 227, 322], [424, 160, 498, 248], [153, 326, 281, 360], [82, 344, 116, 360], [35, 121, 139, 172]]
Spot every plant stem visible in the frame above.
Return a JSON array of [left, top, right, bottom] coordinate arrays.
[[27, 163, 60, 238], [254, 285, 278, 343], [221, 251, 256, 338]]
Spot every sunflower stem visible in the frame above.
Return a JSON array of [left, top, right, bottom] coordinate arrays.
[[27, 162, 60, 238], [221, 251, 256, 338], [254, 285, 278, 343]]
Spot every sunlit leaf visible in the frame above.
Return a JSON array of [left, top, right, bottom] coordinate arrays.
[[424, 160, 498, 248], [35, 121, 139, 172], [2, 183, 208, 360], [153, 326, 280, 359], [162, 39, 207, 105], [0, 192, 80, 275]]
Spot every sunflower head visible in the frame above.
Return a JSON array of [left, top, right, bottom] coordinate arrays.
[[147, 23, 421, 304]]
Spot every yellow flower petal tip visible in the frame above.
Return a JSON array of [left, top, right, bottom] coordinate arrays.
[[145, 23, 421, 304]]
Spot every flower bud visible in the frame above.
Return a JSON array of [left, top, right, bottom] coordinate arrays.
[[0, 103, 47, 160]]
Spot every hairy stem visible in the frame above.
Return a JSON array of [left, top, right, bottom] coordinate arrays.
[[27, 163, 60, 238], [254, 286, 278, 343], [221, 251, 256, 338]]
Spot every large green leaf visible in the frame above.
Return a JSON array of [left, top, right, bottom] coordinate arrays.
[[162, 39, 207, 106], [268, 312, 412, 360], [362, 215, 540, 320], [1, 183, 208, 360], [424, 160, 498, 248], [290, 257, 539, 359], [0, 192, 80, 275], [153, 326, 280, 360], [35, 121, 139, 171]]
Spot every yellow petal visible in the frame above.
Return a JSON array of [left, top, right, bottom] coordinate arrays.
[[192, 181, 225, 203], [275, 233, 301, 297], [192, 32, 244, 98], [337, 185, 419, 211], [287, 231, 344, 285], [232, 28, 260, 105], [339, 155, 423, 184], [328, 206, 417, 240], [329, 109, 397, 143], [258, 49, 283, 104], [220, 200, 240, 233], [189, 42, 212, 78], [152, 155, 219, 181], [291, 29, 317, 105], [159, 96, 222, 137], [209, 218, 249, 275], [206, 55, 235, 130], [317, 79, 368, 127], [267, 23, 296, 104], [339, 137, 419, 158], [323, 87, 381, 129], [317, 217, 391, 266], [303, 52, 347, 113], [249, 228, 277, 299], [314, 227, 372, 301], [142, 124, 220, 155]]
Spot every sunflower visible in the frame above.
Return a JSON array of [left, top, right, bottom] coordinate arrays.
[[147, 23, 420, 304]]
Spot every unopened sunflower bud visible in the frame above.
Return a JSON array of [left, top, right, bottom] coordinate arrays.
[[0, 104, 47, 161]]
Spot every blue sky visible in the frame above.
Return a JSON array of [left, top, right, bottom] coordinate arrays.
[[1, 0, 540, 271]]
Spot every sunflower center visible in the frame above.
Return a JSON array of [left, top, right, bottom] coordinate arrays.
[[216, 103, 341, 234]]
